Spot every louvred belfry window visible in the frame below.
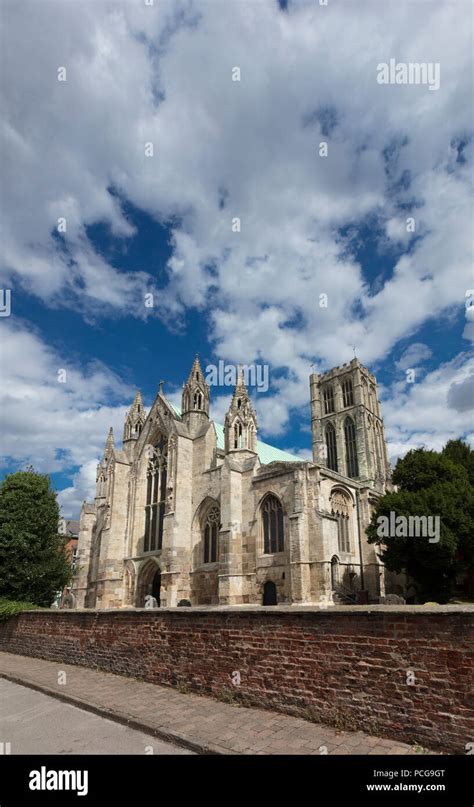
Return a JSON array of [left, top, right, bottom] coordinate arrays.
[[323, 385, 335, 414], [325, 422, 338, 471], [344, 417, 359, 478], [342, 378, 354, 408]]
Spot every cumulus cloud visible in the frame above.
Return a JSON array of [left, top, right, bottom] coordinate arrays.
[[1, 0, 472, 508], [382, 353, 474, 462], [447, 372, 474, 413], [0, 321, 137, 513], [395, 343, 433, 373]]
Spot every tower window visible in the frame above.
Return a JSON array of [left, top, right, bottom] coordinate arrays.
[[144, 435, 167, 552], [344, 417, 359, 478], [325, 422, 338, 472], [261, 494, 284, 554], [342, 378, 354, 408], [323, 385, 335, 414], [203, 504, 220, 563]]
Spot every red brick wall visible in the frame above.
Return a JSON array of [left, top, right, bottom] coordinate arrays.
[[0, 606, 472, 753]]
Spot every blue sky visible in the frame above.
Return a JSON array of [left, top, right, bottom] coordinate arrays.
[[1, 0, 473, 517]]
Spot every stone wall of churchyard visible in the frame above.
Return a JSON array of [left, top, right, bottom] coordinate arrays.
[[0, 605, 472, 754]]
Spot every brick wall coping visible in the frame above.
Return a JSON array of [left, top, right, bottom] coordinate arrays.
[[17, 603, 474, 616]]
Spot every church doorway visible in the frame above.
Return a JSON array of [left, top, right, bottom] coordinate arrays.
[[151, 569, 161, 605], [263, 580, 277, 606]]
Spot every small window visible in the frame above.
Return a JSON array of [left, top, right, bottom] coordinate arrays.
[[234, 422, 242, 449]]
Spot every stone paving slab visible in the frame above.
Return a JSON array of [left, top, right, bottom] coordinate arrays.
[[0, 651, 429, 756]]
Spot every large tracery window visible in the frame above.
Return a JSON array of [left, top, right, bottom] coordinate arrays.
[[323, 385, 335, 414], [144, 435, 167, 552], [325, 422, 338, 471], [331, 489, 352, 554], [262, 494, 284, 554], [203, 505, 220, 563], [344, 417, 359, 478]]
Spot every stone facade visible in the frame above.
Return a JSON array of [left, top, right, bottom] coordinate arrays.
[[73, 357, 402, 609]]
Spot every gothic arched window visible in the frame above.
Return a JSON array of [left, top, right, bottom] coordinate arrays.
[[203, 505, 220, 563], [331, 555, 340, 589], [344, 417, 359, 477], [326, 422, 338, 471], [193, 391, 202, 409], [234, 421, 243, 449], [330, 489, 352, 553], [261, 494, 284, 554], [144, 435, 168, 552], [342, 378, 354, 408], [323, 385, 335, 414]]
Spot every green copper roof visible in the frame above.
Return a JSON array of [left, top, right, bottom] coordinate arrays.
[[164, 398, 301, 465]]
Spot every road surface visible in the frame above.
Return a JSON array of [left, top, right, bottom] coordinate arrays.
[[0, 679, 193, 755]]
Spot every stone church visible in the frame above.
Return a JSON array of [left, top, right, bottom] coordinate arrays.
[[74, 356, 399, 609]]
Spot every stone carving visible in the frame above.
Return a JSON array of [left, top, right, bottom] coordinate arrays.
[[382, 593, 406, 605], [144, 594, 158, 609]]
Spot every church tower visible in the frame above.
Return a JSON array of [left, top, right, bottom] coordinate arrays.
[[224, 367, 258, 454], [310, 358, 391, 491], [123, 391, 146, 457], [181, 355, 210, 432]]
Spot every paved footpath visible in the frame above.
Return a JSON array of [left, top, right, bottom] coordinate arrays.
[[0, 652, 426, 755]]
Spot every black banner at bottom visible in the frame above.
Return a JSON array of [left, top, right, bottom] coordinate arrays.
[[0, 754, 472, 805]]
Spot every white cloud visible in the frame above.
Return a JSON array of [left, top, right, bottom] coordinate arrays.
[[0, 320, 137, 514], [1, 0, 472, 507], [395, 343, 433, 373], [382, 353, 474, 463]]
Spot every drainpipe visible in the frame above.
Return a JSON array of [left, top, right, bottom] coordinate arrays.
[[355, 488, 365, 592]]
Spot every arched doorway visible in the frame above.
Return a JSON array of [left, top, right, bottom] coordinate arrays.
[[263, 580, 277, 605], [136, 560, 162, 607], [151, 569, 161, 605]]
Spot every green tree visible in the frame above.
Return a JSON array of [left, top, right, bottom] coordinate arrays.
[[442, 439, 474, 486], [367, 446, 474, 603], [0, 469, 71, 606]]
